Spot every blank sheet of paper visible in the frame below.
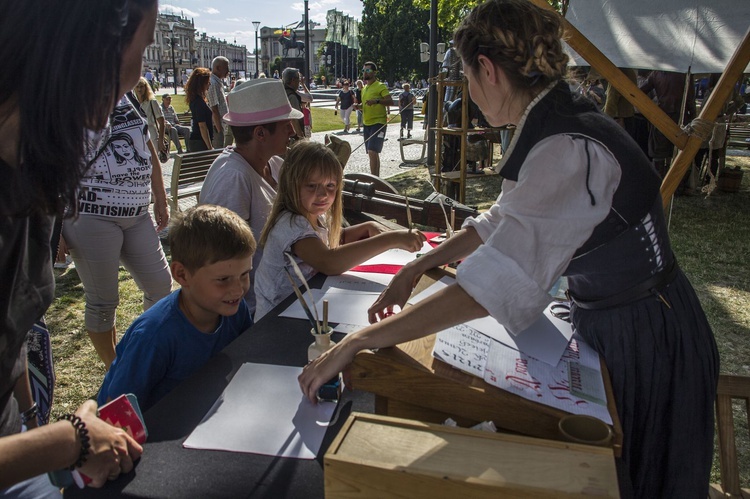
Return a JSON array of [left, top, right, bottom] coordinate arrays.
[[279, 289, 380, 327], [183, 363, 336, 459], [321, 271, 393, 293]]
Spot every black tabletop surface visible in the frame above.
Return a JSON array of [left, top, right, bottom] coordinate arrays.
[[66, 276, 374, 498]]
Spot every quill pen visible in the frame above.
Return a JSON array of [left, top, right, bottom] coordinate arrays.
[[284, 252, 321, 332]]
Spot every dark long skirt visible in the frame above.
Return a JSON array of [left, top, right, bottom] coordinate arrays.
[[571, 270, 719, 498]]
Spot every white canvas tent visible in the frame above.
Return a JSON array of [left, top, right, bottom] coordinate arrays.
[[527, 0, 750, 203], [564, 0, 750, 73]]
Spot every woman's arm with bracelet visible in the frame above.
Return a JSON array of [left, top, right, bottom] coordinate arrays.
[[0, 400, 143, 489]]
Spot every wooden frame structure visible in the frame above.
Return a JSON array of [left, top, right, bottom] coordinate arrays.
[[527, 0, 750, 207]]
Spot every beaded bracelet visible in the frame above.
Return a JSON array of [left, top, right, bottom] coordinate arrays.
[[60, 414, 91, 470]]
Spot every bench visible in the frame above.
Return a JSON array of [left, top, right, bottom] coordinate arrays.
[[177, 112, 192, 127], [169, 148, 223, 212]]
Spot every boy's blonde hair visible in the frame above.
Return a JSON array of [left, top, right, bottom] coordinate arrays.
[[259, 141, 343, 249], [169, 205, 256, 272]]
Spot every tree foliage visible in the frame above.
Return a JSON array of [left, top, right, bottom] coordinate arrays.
[[359, 0, 430, 83], [358, 0, 566, 82]]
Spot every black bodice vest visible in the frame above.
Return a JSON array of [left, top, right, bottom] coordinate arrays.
[[501, 83, 673, 301]]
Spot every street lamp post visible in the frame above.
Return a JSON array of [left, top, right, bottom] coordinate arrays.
[[252, 21, 260, 79], [168, 22, 178, 95], [303, 0, 310, 82]]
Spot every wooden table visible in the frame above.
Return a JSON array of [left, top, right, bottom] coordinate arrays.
[[348, 271, 624, 457]]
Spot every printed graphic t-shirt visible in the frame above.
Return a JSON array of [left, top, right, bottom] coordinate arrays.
[[78, 96, 153, 217]]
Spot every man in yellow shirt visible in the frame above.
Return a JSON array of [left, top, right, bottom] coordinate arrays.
[[360, 62, 393, 176]]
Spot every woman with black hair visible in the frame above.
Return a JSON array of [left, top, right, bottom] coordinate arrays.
[[0, 0, 159, 492]]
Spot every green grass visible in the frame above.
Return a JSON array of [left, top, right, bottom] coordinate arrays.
[[46, 154, 749, 489]]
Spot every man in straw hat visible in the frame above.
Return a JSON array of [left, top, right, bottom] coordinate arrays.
[[200, 79, 301, 315]]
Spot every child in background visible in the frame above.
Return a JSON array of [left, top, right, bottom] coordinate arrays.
[[98, 205, 256, 410], [301, 101, 312, 139], [253, 141, 426, 320]]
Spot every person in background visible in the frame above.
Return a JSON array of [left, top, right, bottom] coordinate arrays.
[[254, 141, 425, 320], [353, 80, 364, 133], [133, 77, 166, 156], [282, 67, 307, 140], [98, 205, 255, 411], [299, 1, 718, 497], [185, 67, 213, 152], [398, 83, 417, 139], [161, 94, 190, 154], [335, 80, 356, 134], [63, 86, 172, 370], [360, 62, 393, 177], [639, 70, 696, 178], [144, 68, 154, 91], [208, 56, 232, 148], [199, 79, 299, 316], [0, 0, 157, 492], [301, 101, 312, 139], [603, 68, 638, 142]]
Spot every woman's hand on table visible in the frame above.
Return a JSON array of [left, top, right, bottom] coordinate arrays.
[[75, 400, 143, 487], [299, 339, 357, 404], [368, 264, 422, 323]]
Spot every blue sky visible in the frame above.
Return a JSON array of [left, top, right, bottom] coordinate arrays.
[[159, 1, 363, 49]]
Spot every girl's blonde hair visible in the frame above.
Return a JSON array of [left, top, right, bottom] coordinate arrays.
[[259, 141, 344, 249], [134, 76, 155, 103]]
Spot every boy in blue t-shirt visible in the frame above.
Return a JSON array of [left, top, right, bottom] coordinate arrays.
[[98, 205, 256, 410]]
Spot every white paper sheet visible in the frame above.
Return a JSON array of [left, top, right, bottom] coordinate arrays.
[[321, 271, 393, 293], [279, 289, 380, 327], [183, 363, 336, 459], [358, 241, 434, 266], [432, 324, 491, 378], [410, 277, 573, 366], [483, 336, 612, 424]]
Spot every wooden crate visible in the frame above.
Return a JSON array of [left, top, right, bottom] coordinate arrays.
[[324, 412, 619, 498]]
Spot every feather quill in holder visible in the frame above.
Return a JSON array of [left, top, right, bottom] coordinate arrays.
[[283, 269, 318, 330], [437, 196, 453, 238], [284, 252, 321, 332]]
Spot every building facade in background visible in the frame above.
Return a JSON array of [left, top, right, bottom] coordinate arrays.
[[141, 12, 360, 85]]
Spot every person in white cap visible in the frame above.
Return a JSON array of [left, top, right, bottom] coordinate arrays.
[[199, 79, 301, 315]]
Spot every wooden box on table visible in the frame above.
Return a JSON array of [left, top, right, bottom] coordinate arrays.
[[324, 412, 619, 498], [348, 271, 623, 457]]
